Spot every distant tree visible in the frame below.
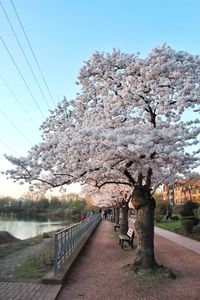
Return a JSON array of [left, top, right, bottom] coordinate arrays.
[[64, 198, 86, 215], [23, 191, 44, 202], [49, 196, 61, 209], [0, 196, 14, 204], [65, 193, 80, 201], [37, 198, 49, 212], [0, 196, 15, 212]]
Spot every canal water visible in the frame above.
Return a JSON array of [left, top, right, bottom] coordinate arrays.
[[0, 215, 74, 240]]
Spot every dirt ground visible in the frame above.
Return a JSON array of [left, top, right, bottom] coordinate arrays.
[[0, 231, 20, 245], [0, 231, 23, 257], [56, 220, 200, 300]]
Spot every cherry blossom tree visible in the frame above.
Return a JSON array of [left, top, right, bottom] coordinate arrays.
[[83, 184, 132, 234], [5, 45, 200, 270]]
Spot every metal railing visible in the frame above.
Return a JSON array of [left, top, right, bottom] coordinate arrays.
[[54, 214, 101, 274]]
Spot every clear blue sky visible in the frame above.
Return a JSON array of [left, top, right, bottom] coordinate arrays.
[[0, 0, 200, 197]]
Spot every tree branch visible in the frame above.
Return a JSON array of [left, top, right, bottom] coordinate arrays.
[[124, 160, 136, 185], [96, 180, 131, 189], [137, 173, 143, 186]]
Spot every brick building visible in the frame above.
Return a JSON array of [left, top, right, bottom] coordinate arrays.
[[163, 177, 200, 205]]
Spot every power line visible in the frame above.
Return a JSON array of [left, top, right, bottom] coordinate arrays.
[[0, 139, 20, 155], [0, 34, 45, 119], [10, 0, 56, 107], [0, 74, 39, 128], [0, 0, 50, 110], [0, 109, 33, 145]]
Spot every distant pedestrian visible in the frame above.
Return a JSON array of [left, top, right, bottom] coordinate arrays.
[[90, 210, 95, 218], [166, 209, 172, 220], [80, 215, 86, 221], [107, 208, 112, 221]]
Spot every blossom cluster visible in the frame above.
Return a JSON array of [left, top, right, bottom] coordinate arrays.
[[4, 45, 200, 206]]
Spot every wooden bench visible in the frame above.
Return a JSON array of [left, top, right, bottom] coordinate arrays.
[[113, 223, 120, 231], [118, 228, 134, 249]]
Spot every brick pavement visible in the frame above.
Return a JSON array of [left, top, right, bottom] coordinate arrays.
[[0, 281, 61, 300]]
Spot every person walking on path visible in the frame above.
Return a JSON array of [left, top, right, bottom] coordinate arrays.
[[57, 220, 200, 300]]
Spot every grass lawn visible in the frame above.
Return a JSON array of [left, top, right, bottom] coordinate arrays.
[[12, 259, 48, 280], [155, 220, 181, 231], [155, 219, 200, 241]]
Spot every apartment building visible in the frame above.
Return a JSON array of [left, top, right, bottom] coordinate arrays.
[[163, 177, 200, 205]]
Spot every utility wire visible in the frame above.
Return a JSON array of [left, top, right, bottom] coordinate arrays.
[[0, 0, 50, 110], [0, 34, 45, 118], [0, 109, 33, 145], [0, 139, 20, 155], [0, 74, 39, 128], [10, 0, 56, 107]]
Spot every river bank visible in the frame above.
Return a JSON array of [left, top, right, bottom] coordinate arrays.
[[0, 231, 47, 258], [0, 232, 54, 280]]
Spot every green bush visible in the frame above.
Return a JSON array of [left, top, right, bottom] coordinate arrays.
[[154, 214, 163, 223], [193, 223, 200, 233], [181, 219, 195, 234], [171, 215, 179, 221], [181, 216, 199, 226], [180, 201, 199, 217]]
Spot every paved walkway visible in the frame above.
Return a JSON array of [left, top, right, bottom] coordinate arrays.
[[0, 221, 199, 299], [154, 226, 200, 254], [56, 220, 200, 300]]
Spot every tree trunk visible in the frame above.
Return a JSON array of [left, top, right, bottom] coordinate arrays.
[[131, 186, 158, 269], [113, 207, 116, 222], [115, 207, 120, 224], [119, 202, 128, 234]]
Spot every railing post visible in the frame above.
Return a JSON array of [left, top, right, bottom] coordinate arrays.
[[54, 233, 58, 274]]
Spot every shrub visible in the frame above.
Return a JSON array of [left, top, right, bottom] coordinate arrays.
[[171, 215, 179, 221], [32, 240, 54, 269], [154, 214, 162, 223], [180, 201, 199, 217], [181, 216, 199, 226], [181, 219, 194, 234], [193, 223, 200, 233]]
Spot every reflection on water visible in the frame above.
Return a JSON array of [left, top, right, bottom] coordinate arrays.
[[0, 215, 73, 240]]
